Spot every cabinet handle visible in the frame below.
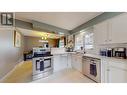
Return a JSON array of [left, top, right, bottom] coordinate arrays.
[[109, 39, 112, 41]]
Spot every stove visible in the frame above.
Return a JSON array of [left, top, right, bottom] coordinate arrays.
[[32, 48, 53, 80]]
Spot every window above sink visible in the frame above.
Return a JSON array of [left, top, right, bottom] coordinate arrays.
[[74, 27, 94, 51]]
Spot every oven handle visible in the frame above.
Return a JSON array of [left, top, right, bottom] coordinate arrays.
[[44, 58, 51, 61], [40, 60, 44, 71]]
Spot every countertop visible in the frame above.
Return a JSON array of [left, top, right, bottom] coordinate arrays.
[[51, 52, 76, 55], [83, 53, 127, 63]]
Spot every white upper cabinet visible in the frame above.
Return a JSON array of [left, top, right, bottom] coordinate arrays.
[[94, 20, 109, 45], [109, 13, 127, 44], [94, 13, 127, 45]]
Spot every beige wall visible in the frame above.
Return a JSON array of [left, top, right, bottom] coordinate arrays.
[[24, 36, 58, 52], [0, 27, 24, 79]]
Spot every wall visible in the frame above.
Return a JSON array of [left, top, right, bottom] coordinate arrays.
[[24, 36, 58, 52], [0, 27, 24, 79]]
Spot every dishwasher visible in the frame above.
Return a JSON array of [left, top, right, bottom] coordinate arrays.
[[82, 56, 101, 83]]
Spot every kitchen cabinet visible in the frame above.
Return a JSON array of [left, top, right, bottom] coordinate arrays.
[[107, 66, 127, 83], [101, 59, 108, 83], [94, 20, 109, 45], [71, 53, 83, 72], [67, 53, 72, 68], [101, 58, 127, 83], [53, 53, 72, 72], [107, 59, 127, 83], [94, 13, 127, 45], [108, 13, 127, 44], [82, 57, 90, 75], [53, 54, 68, 72]]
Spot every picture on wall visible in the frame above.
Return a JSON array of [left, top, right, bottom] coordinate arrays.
[[14, 30, 21, 47], [1, 13, 13, 25]]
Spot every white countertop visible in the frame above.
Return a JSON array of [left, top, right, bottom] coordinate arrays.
[[83, 54, 101, 59], [83, 53, 127, 63], [51, 48, 77, 55], [52, 52, 76, 55]]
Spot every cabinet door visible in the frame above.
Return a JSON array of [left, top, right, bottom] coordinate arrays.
[[67, 54, 72, 68], [83, 58, 90, 75], [109, 13, 127, 43], [101, 59, 108, 83], [60, 54, 68, 69], [71, 54, 77, 69], [53, 54, 68, 72], [107, 66, 127, 83], [94, 21, 108, 45], [76, 55, 83, 72], [71, 54, 83, 72]]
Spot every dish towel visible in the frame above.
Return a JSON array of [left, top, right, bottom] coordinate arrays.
[[90, 64, 97, 77], [40, 61, 44, 71]]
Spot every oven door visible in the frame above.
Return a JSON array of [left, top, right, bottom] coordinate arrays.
[[43, 56, 53, 72], [83, 57, 101, 82], [90, 60, 97, 77], [36, 58, 44, 71], [89, 59, 101, 82]]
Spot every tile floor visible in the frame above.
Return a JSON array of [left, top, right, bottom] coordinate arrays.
[[0, 60, 33, 83], [32, 68, 95, 83], [0, 60, 95, 83]]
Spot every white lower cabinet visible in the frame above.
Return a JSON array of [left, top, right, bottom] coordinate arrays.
[[67, 53, 72, 68], [101, 59, 127, 83], [71, 53, 83, 73], [53, 54, 68, 72], [53, 54, 72, 72], [101, 59, 108, 83], [107, 66, 127, 83]]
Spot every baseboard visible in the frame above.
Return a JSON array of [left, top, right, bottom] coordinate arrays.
[[0, 60, 24, 82]]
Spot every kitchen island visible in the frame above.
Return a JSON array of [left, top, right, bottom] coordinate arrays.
[[51, 48, 76, 72]]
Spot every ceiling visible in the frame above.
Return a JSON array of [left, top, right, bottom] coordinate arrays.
[[17, 28, 64, 39], [15, 12, 102, 30]]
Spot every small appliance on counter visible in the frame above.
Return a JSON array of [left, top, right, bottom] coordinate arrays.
[[100, 48, 115, 57], [112, 47, 126, 59], [100, 49, 106, 56], [32, 48, 53, 80], [100, 47, 127, 59], [107, 48, 113, 57], [100, 48, 112, 57]]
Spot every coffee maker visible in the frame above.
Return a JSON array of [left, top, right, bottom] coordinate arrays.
[[112, 47, 126, 59]]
